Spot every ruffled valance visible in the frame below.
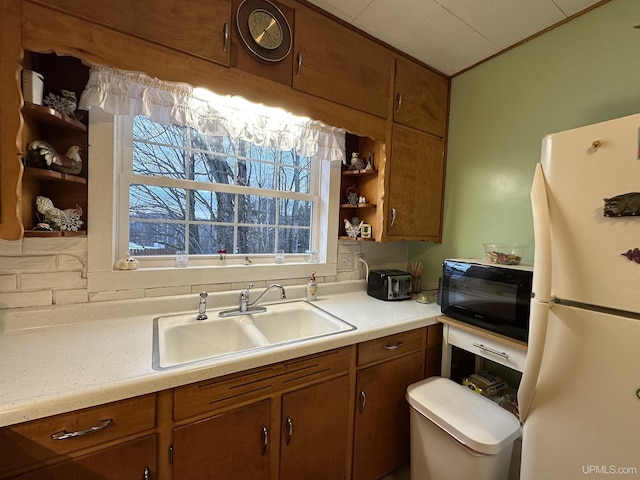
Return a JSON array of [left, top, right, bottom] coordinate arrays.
[[78, 66, 345, 161]]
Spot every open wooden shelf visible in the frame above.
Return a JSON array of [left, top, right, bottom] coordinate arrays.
[[22, 102, 86, 132], [24, 167, 87, 184], [24, 229, 87, 237]]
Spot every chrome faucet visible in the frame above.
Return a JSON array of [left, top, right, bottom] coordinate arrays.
[[219, 283, 286, 317], [196, 291, 208, 320]]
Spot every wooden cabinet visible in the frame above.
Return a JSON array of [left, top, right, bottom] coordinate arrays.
[[32, 0, 232, 67], [425, 323, 443, 377], [393, 58, 449, 137], [0, 0, 23, 240], [19, 52, 90, 236], [292, 8, 394, 118], [9, 435, 156, 480], [0, 394, 157, 479], [352, 329, 425, 480], [383, 125, 446, 242], [280, 375, 350, 480], [172, 400, 271, 480], [340, 135, 385, 241], [172, 348, 352, 480]]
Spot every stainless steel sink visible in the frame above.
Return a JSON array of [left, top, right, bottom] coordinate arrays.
[[152, 301, 355, 370]]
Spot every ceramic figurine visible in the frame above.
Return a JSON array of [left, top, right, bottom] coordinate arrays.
[[115, 253, 139, 270]]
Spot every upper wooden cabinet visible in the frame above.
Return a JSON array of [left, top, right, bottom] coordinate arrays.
[[33, 0, 232, 66], [292, 8, 394, 119], [383, 124, 446, 242], [0, 0, 23, 240], [393, 58, 449, 137]]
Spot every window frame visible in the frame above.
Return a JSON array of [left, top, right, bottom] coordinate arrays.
[[86, 108, 340, 293], [118, 116, 321, 265]]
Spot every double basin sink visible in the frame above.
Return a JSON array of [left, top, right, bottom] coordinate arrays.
[[153, 301, 356, 370]]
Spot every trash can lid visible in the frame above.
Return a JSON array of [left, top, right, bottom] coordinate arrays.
[[407, 377, 521, 455]]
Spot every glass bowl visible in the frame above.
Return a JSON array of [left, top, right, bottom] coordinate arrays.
[[483, 243, 526, 265]]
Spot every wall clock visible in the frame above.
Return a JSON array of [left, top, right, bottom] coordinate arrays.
[[236, 0, 293, 64]]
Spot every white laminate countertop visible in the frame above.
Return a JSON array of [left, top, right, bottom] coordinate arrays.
[[0, 281, 441, 427]]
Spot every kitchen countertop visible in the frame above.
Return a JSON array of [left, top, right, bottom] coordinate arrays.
[[0, 280, 441, 427]]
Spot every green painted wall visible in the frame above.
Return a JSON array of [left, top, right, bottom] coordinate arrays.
[[410, 0, 640, 281]]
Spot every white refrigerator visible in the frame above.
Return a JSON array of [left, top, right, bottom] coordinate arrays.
[[518, 114, 640, 479]]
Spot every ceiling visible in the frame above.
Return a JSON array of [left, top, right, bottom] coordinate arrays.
[[305, 0, 606, 76]]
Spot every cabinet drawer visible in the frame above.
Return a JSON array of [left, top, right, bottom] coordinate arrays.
[[357, 329, 424, 367], [447, 325, 527, 372], [0, 394, 156, 477], [174, 347, 352, 422]]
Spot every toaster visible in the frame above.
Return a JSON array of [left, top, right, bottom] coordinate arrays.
[[367, 269, 413, 301]]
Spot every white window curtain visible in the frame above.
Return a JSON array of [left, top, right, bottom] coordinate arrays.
[[79, 66, 345, 161]]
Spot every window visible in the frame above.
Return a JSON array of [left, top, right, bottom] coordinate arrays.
[[82, 66, 342, 282], [116, 116, 336, 266]]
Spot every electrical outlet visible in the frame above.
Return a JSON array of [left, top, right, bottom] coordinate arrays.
[[338, 253, 354, 270]]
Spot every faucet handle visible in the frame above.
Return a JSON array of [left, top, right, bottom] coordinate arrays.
[[199, 291, 208, 299]]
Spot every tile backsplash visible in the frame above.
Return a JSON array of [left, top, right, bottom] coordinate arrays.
[[0, 238, 408, 310]]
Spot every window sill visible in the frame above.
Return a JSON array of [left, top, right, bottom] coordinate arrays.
[[87, 262, 337, 293]]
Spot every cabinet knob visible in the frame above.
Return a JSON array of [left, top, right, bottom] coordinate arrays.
[[296, 52, 303, 77], [223, 23, 229, 52], [261, 425, 269, 455], [395, 93, 403, 114], [359, 390, 366, 414], [285, 416, 293, 445]]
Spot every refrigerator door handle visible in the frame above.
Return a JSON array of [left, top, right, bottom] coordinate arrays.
[[530, 162, 552, 302], [519, 163, 553, 423]]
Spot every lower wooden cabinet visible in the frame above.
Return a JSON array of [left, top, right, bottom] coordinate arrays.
[[280, 375, 350, 480], [2, 328, 442, 480], [9, 435, 156, 480], [352, 350, 424, 480], [172, 400, 271, 480]]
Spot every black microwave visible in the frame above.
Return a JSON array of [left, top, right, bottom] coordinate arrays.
[[439, 259, 533, 342]]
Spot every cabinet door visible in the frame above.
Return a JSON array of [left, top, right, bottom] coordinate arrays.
[[34, 0, 232, 66], [293, 9, 393, 118], [280, 375, 350, 480], [0, 0, 23, 240], [353, 352, 424, 480], [385, 125, 445, 242], [172, 399, 271, 480], [393, 58, 449, 137], [11, 435, 156, 480]]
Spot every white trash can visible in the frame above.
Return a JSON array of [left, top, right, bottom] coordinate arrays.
[[407, 377, 521, 480]]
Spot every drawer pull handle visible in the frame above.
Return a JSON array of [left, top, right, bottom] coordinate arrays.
[[359, 390, 366, 413], [285, 416, 293, 445], [383, 341, 403, 351], [51, 418, 113, 440], [261, 425, 269, 455], [143, 466, 150, 480], [472, 343, 509, 359]]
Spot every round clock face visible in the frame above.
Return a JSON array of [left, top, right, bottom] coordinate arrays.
[[248, 9, 283, 50], [236, 0, 292, 63]]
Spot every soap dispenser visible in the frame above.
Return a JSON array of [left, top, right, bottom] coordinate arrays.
[[307, 272, 318, 301]]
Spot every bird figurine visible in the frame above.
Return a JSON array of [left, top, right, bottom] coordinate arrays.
[[344, 218, 363, 238], [26, 140, 82, 175], [35, 196, 83, 232]]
